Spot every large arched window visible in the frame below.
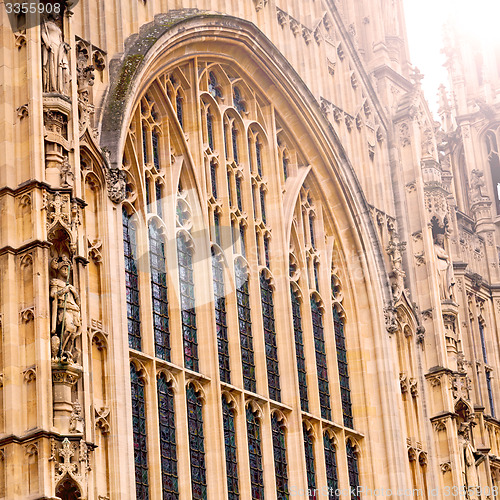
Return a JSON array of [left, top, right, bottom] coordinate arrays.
[[187, 384, 206, 499]]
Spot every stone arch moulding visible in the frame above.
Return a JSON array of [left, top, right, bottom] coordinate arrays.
[[99, 11, 394, 322]]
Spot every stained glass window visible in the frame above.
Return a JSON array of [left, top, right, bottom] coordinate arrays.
[[256, 141, 262, 177], [333, 309, 352, 428], [131, 364, 148, 499], [142, 125, 148, 165], [260, 187, 266, 224], [208, 71, 221, 99], [157, 373, 178, 499], [303, 424, 316, 498], [246, 407, 264, 500], [177, 236, 198, 371], [233, 86, 245, 114], [212, 251, 230, 383], [486, 370, 496, 418], [346, 440, 360, 500], [207, 111, 214, 150], [314, 261, 320, 292], [187, 385, 207, 499], [309, 213, 316, 250], [123, 209, 141, 351], [252, 185, 257, 219], [176, 94, 183, 129], [228, 172, 234, 208], [149, 224, 170, 361], [232, 126, 239, 164], [145, 175, 151, 210], [156, 181, 162, 219], [311, 298, 331, 420], [272, 414, 289, 499], [210, 161, 218, 199], [222, 397, 239, 499], [236, 176, 243, 211], [324, 434, 339, 499], [152, 129, 160, 170], [224, 124, 230, 158], [236, 262, 256, 392], [291, 287, 309, 412], [260, 273, 281, 401]]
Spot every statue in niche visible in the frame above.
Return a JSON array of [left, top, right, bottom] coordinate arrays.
[[434, 232, 454, 301], [50, 255, 81, 362], [469, 169, 487, 204], [458, 423, 480, 500], [41, 17, 70, 94]]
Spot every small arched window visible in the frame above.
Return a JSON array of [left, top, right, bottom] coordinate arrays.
[[222, 397, 239, 498], [303, 423, 316, 496], [324, 433, 339, 495], [246, 407, 264, 499], [346, 440, 360, 499], [187, 385, 207, 499], [271, 413, 289, 498]]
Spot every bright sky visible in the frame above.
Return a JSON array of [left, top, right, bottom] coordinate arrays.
[[403, 0, 500, 115]]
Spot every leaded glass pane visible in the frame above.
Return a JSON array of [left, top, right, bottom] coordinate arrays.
[[157, 374, 178, 499], [177, 237, 198, 371], [236, 176, 243, 211], [214, 212, 221, 247], [208, 71, 221, 99], [236, 263, 256, 392], [260, 273, 280, 401], [291, 287, 309, 412], [272, 414, 289, 499], [210, 161, 218, 199], [232, 126, 239, 164], [246, 408, 264, 500], [333, 309, 353, 428], [260, 187, 266, 224], [123, 209, 141, 351], [282, 155, 288, 180], [309, 213, 315, 249], [212, 252, 230, 383], [311, 299, 331, 420], [142, 125, 148, 165], [222, 398, 239, 499], [303, 424, 316, 499], [145, 175, 151, 210], [152, 129, 160, 170], [176, 94, 183, 128], [233, 86, 245, 113], [346, 441, 360, 500], [207, 111, 214, 150], [149, 224, 170, 361], [187, 385, 207, 499], [156, 181, 163, 219], [256, 141, 262, 177], [264, 237, 270, 269], [131, 364, 148, 499], [324, 434, 339, 499]]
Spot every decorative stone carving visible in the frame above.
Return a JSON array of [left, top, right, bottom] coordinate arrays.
[[384, 307, 398, 334], [105, 168, 127, 203], [50, 256, 81, 363], [469, 169, 488, 204], [451, 373, 471, 403], [399, 122, 410, 147], [69, 401, 84, 433], [95, 406, 110, 435], [386, 235, 406, 302], [41, 18, 70, 95], [440, 462, 452, 473], [54, 438, 91, 493], [253, 0, 267, 11]]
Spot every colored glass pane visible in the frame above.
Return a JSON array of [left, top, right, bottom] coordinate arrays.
[[187, 385, 207, 499], [291, 287, 309, 412], [246, 408, 264, 500], [131, 364, 148, 499]]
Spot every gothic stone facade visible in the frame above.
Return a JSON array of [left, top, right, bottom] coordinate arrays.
[[1, 0, 500, 498]]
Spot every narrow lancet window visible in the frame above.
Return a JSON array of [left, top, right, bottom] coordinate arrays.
[[247, 407, 264, 499], [187, 385, 207, 499], [222, 397, 239, 499], [131, 364, 148, 499]]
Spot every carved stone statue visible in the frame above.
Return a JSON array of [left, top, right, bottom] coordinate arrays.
[[50, 256, 81, 362], [458, 424, 480, 500], [434, 233, 454, 301], [469, 169, 487, 204], [41, 18, 70, 94]]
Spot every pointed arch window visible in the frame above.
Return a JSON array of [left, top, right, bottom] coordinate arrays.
[[212, 251, 230, 383], [272, 413, 289, 499], [260, 187, 266, 224], [145, 175, 151, 210], [309, 213, 316, 250], [346, 440, 360, 500], [324, 434, 339, 498], [311, 298, 331, 420], [123, 209, 141, 351], [256, 140, 262, 177], [236, 175, 243, 211], [264, 236, 270, 269], [314, 261, 320, 292], [303, 424, 316, 498], [130, 364, 148, 499], [236, 262, 256, 392], [207, 110, 214, 150], [157, 373, 178, 498], [208, 71, 222, 99], [232, 126, 239, 164], [214, 211, 221, 247], [176, 94, 184, 129], [291, 287, 309, 412], [142, 124, 148, 165], [333, 309, 353, 428], [239, 223, 246, 258], [187, 385, 207, 499], [210, 161, 218, 200], [246, 407, 264, 499], [155, 181, 163, 219], [149, 224, 170, 361], [260, 273, 281, 401], [152, 129, 160, 170], [177, 235, 198, 371], [222, 397, 239, 499], [233, 86, 245, 114], [282, 153, 288, 180]]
